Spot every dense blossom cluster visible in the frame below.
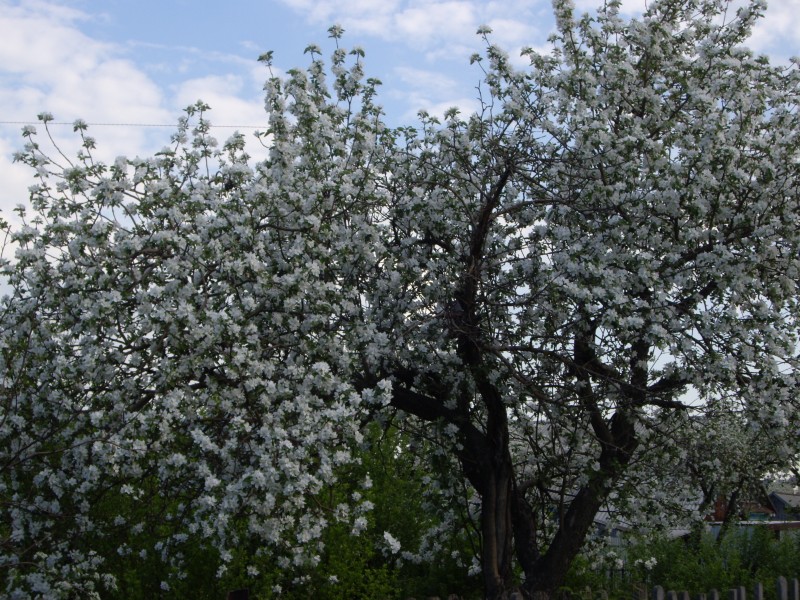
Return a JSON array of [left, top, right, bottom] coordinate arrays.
[[1, 40, 394, 596], [2, 1, 800, 598]]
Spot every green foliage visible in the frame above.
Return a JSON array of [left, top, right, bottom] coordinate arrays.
[[566, 529, 800, 600], [304, 422, 479, 600], [87, 424, 477, 599], [299, 523, 400, 600], [561, 554, 619, 598], [630, 529, 800, 594]]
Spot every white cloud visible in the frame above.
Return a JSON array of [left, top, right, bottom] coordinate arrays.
[[748, 0, 800, 59], [485, 18, 538, 48], [276, 0, 488, 50], [408, 96, 481, 121], [394, 66, 460, 96], [279, 0, 402, 35], [173, 74, 270, 160], [0, 1, 165, 221], [271, 0, 494, 121], [0, 0, 95, 72], [390, 66, 479, 120], [0, 0, 172, 159], [573, 0, 647, 14], [395, 1, 477, 46], [0, 135, 38, 229], [174, 75, 263, 123], [0, 0, 275, 221]]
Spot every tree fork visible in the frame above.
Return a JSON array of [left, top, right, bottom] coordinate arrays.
[[523, 411, 638, 597]]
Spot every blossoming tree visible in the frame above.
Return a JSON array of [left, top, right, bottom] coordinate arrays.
[[355, 0, 800, 596], [1, 55, 394, 595], [2, 0, 800, 598]]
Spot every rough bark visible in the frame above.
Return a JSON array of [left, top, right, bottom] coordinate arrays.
[[522, 410, 639, 597]]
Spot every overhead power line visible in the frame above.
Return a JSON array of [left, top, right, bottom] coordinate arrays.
[[0, 121, 263, 129]]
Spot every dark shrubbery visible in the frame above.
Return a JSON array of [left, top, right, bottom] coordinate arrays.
[[564, 528, 800, 600]]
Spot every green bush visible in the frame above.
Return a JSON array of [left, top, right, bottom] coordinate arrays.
[[589, 528, 800, 600], [95, 423, 478, 599]]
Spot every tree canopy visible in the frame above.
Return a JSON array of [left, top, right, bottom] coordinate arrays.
[[3, 0, 800, 598]]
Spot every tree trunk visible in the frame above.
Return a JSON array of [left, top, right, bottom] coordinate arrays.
[[521, 410, 639, 598], [479, 464, 516, 600], [715, 487, 741, 545], [456, 408, 519, 599]]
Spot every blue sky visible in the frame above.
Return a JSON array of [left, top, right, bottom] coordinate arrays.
[[1, 0, 798, 225]]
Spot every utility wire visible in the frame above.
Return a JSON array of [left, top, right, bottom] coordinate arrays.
[[0, 121, 263, 129]]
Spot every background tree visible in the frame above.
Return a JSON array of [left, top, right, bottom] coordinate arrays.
[[682, 408, 792, 535], [2, 1, 800, 599]]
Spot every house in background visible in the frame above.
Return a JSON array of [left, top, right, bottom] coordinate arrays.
[[709, 494, 775, 522], [704, 485, 800, 540], [769, 488, 800, 521]]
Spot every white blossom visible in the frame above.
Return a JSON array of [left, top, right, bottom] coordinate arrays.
[[383, 531, 402, 554]]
